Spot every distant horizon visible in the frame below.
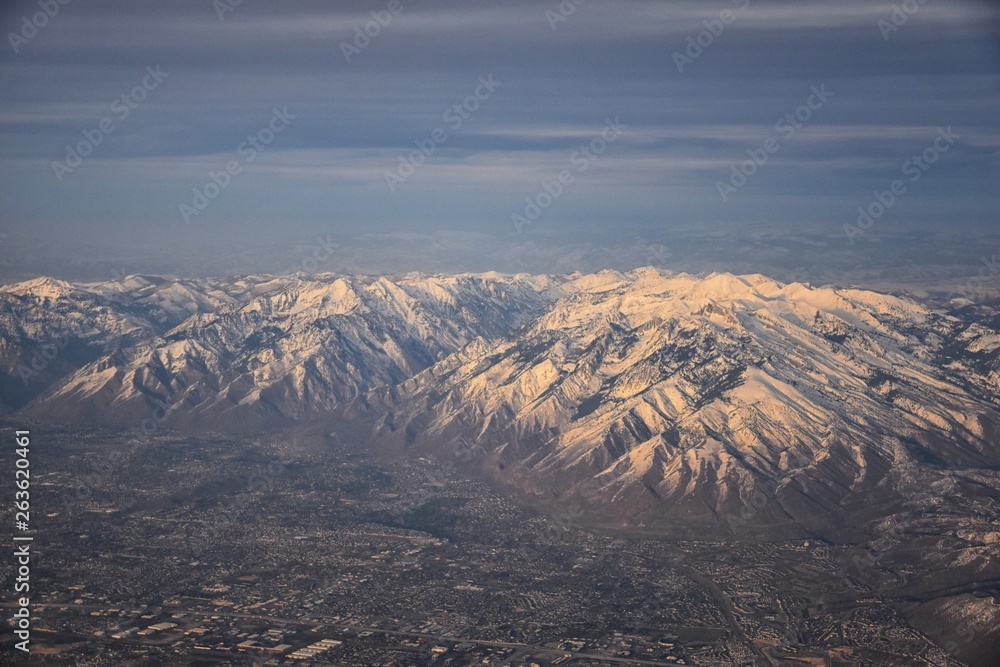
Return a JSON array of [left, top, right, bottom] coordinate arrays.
[[5, 257, 999, 307]]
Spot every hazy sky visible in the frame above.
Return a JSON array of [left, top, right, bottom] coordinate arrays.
[[0, 0, 998, 281]]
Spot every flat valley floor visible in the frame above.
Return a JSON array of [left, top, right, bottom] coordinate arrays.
[[0, 429, 992, 666]]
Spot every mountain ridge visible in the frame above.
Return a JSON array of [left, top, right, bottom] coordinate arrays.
[[4, 267, 999, 659], [4, 268, 998, 541]]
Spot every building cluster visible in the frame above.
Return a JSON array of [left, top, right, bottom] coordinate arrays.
[[0, 432, 963, 665]]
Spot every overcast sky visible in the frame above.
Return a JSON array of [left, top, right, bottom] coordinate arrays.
[[0, 0, 998, 281]]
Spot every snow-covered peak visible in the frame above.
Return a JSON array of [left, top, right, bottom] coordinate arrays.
[[361, 268, 1000, 535], [1, 276, 78, 300]]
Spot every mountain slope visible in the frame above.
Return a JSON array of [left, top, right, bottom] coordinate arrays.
[[5, 267, 999, 664], [360, 268, 1000, 537], [20, 272, 562, 428], [0, 273, 269, 413]]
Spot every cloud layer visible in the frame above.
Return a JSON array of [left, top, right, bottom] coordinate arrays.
[[0, 0, 997, 279]]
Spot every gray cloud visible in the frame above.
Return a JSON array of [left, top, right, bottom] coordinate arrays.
[[0, 0, 997, 282]]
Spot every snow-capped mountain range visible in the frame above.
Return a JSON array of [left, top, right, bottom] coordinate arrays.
[[343, 268, 999, 537], [1, 271, 556, 426], [3, 268, 999, 540], [5, 267, 999, 664]]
